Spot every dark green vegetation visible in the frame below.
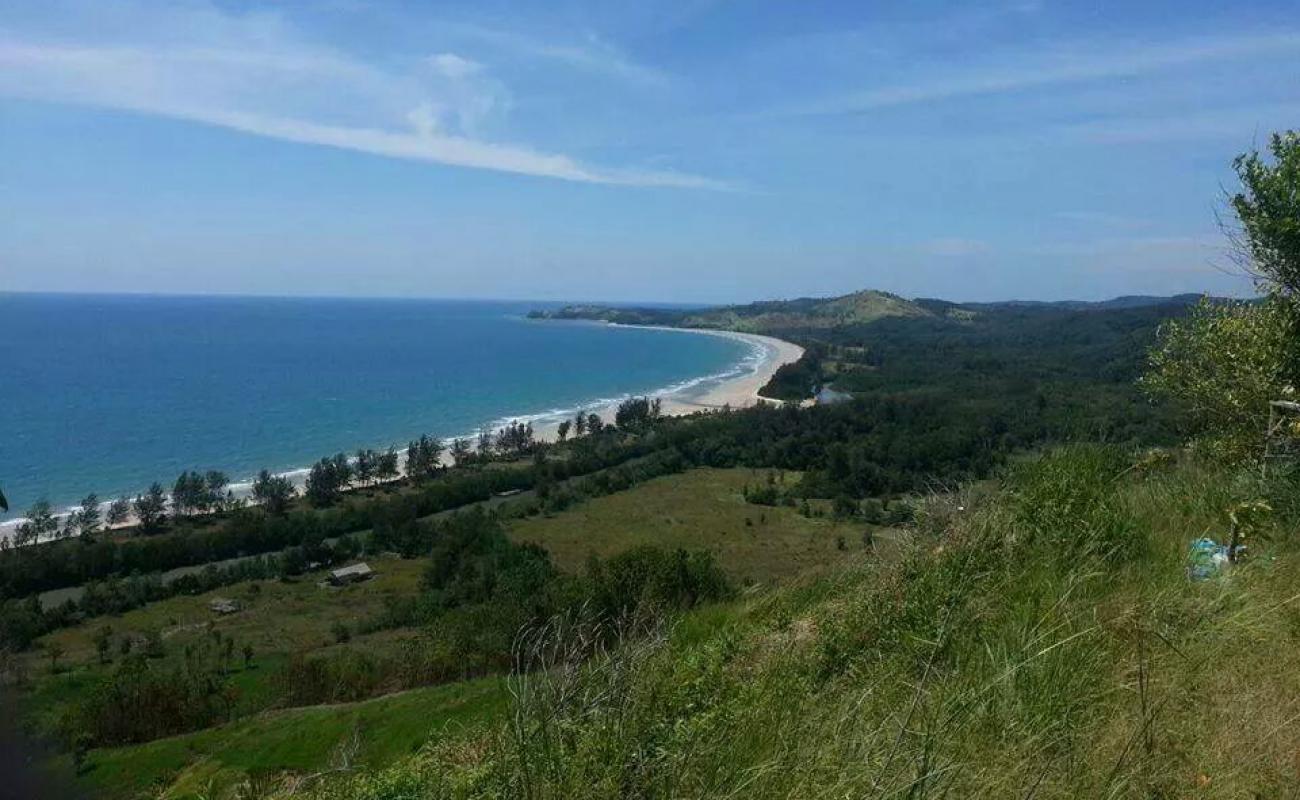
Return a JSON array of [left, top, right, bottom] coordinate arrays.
[[1230, 131, 1300, 296], [0, 431, 679, 647]]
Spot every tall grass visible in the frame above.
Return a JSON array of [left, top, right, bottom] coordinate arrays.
[[281, 446, 1300, 799]]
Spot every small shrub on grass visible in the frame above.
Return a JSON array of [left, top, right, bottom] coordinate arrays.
[[331, 621, 352, 644]]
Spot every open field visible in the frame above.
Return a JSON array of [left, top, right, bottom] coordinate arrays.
[[505, 467, 899, 583]]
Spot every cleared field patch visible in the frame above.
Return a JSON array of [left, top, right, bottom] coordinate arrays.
[[506, 467, 875, 584], [24, 556, 427, 740], [34, 555, 423, 670]]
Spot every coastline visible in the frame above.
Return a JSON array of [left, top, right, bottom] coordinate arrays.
[[529, 324, 803, 443], [0, 325, 803, 542]]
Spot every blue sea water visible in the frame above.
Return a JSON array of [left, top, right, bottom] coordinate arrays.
[[0, 293, 755, 521]]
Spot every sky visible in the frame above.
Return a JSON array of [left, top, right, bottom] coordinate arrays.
[[1, 0, 1297, 303]]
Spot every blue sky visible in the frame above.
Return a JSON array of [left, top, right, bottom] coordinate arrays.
[[1, 0, 1297, 303]]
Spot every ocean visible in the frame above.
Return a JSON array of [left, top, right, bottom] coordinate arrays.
[[0, 293, 757, 522]]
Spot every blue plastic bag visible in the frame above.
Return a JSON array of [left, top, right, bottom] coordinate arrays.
[[1188, 537, 1230, 581]]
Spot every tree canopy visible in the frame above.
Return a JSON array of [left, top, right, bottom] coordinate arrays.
[[1231, 131, 1300, 297]]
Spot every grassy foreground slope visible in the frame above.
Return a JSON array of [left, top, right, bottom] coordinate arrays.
[[64, 678, 506, 799], [294, 446, 1300, 799]]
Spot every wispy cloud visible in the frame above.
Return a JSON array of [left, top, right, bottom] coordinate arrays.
[[1057, 102, 1300, 144], [435, 20, 669, 87], [427, 52, 482, 79], [0, 4, 720, 188], [773, 31, 1300, 117]]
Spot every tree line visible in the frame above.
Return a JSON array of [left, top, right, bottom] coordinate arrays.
[[8, 406, 620, 548], [0, 441, 702, 651], [0, 404, 664, 603]]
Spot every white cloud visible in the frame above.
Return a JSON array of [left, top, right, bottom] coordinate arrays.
[[427, 52, 481, 79], [776, 31, 1300, 116], [0, 3, 720, 188]]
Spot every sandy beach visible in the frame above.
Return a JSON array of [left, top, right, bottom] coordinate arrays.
[[529, 326, 804, 442]]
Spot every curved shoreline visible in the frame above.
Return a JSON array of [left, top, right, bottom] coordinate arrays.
[[612, 324, 804, 412], [0, 325, 803, 540], [527, 325, 804, 443]]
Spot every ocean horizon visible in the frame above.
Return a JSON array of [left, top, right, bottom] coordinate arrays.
[[0, 292, 759, 522]]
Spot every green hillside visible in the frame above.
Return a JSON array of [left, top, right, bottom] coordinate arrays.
[[280, 446, 1300, 799]]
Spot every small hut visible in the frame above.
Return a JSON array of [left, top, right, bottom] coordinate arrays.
[[328, 562, 374, 586], [209, 597, 241, 615]]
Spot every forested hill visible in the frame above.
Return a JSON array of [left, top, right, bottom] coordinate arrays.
[[529, 289, 1213, 336], [527, 289, 930, 333]]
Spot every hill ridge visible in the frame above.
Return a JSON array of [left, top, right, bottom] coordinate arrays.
[[529, 288, 1212, 334]]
